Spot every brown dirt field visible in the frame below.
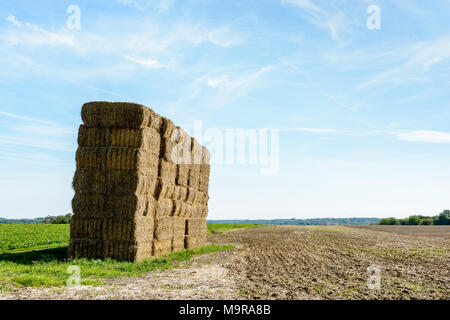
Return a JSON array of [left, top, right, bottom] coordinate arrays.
[[2, 225, 449, 300], [210, 225, 449, 300], [351, 225, 450, 240]]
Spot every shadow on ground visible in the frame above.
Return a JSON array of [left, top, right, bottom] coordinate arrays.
[[0, 247, 69, 264]]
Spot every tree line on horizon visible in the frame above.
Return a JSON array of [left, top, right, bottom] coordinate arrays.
[[0, 213, 72, 224], [378, 210, 450, 225]]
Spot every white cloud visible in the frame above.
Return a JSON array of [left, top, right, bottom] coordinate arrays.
[[396, 130, 450, 144], [2, 15, 76, 48], [360, 37, 450, 88], [117, 0, 174, 12], [0, 111, 75, 152], [123, 55, 163, 69], [204, 66, 272, 91], [281, 0, 349, 40], [6, 15, 22, 27], [282, 127, 342, 134]]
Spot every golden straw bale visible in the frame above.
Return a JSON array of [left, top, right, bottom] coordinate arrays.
[[154, 216, 174, 241], [155, 199, 174, 217], [153, 239, 172, 256], [159, 159, 177, 184], [187, 167, 200, 189], [154, 179, 176, 201], [184, 235, 206, 249], [172, 237, 185, 252], [186, 218, 207, 235], [173, 186, 188, 202], [176, 164, 189, 187], [82, 102, 158, 129], [186, 188, 197, 205], [172, 200, 187, 217]]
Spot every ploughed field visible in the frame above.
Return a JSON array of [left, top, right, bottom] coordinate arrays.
[[210, 225, 450, 300]]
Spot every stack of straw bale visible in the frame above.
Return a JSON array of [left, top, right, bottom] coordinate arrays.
[[68, 102, 210, 261]]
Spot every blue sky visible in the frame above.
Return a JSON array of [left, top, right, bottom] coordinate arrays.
[[1, 0, 450, 219]]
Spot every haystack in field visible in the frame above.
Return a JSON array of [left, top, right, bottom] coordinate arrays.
[[68, 102, 210, 261]]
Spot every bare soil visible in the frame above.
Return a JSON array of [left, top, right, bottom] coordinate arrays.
[[2, 225, 449, 300]]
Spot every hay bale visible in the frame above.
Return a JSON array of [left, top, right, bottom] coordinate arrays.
[[186, 218, 207, 235], [135, 241, 154, 261], [173, 186, 188, 202], [172, 217, 187, 237], [176, 164, 189, 187], [153, 239, 172, 256], [159, 159, 177, 184], [155, 199, 174, 217], [82, 102, 161, 129], [172, 237, 185, 251], [154, 179, 176, 201], [191, 137, 203, 165], [188, 167, 200, 189], [172, 200, 187, 217], [186, 188, 197, 205], [154, 216, 173, 240], [73, 169, 158, 196], [184, 235, 206, 249], [78, 126, 161, 155]]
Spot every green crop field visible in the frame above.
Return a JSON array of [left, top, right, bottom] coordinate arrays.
[[0, 224, 70, 253]]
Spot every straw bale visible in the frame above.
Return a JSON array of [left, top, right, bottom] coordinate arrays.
[[172, 217, 187, 237], [154, 179, 176, 201], [82, 102, 159, 129], [134, 241, 154, 261], [186, 188, 197, 205], [176, 164, 189, 187], [154, 216, 173, 240], [186, 218, 207, 236], [159, 159, 177, 184], [153, 239, 172, 256], [155, 199, 174, 217], [172, 200, 187, 217], [73, 169, 158, 196], [73, 194, 149, 218], [191, 137, 203, 165], [78, 126, 161, 154], [172, 237, 185, 252], [188, 167, 200, 189], [184, 235, 206, 249], [173, 186, 188, 202], [202, 146, 211, 165]]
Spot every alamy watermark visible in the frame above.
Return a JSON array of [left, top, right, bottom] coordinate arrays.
[[367, 264, 381, 290], [66, 265, 81, 287], [169, 121, 279, 176], [366, 5, 381, 30], [66, 5, 81, 30]]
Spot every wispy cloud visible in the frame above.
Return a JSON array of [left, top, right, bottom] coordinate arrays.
[[281, 127, 342, 134], [0, 111, 75, 152], [281, 0, 349, 40], [203, 66, 272, 91], [360, 37, 450, 88], [2, 15, 76, 48], [396, 130, 450, 144], [123, 55, 164, 69], [117, 0, 174, 12]]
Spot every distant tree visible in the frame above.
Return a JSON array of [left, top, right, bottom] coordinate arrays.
[[435, 211, 450, 225], [407, 216, 422, 225], [421, 218, 433, 225], [379, 217, 399, 225]]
